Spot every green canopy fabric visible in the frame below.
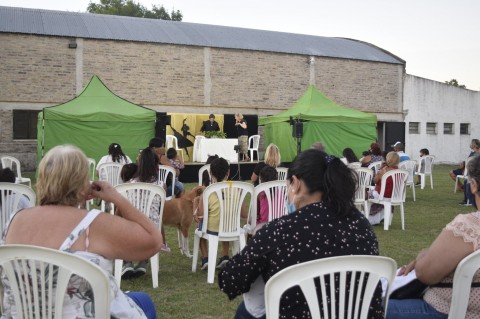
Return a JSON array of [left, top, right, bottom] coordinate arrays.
[[259, 85, 377, 161], [37, 75, 156, 164]]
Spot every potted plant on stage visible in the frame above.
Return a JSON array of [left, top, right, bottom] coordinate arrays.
[[204, 131, 227, 139]]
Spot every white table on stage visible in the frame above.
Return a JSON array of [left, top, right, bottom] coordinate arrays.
[[194, 138, 238, 163]]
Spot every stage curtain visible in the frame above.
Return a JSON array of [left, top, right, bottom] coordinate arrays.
[[166, 113, 225, 162]]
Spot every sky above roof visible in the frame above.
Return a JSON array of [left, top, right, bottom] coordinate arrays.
[[1, 0, 478, 91]]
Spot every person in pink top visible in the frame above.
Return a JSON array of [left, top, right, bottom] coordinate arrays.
[[255, 166, 278, 228], [387, 154, 480, 319]]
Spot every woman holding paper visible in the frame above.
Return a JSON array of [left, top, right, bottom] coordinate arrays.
[[387, 155, 480, 319]]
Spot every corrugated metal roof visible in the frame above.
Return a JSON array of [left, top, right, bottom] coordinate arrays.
[[0, 6, 404, 64]]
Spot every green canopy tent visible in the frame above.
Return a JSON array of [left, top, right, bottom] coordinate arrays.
[[37, 75, 156, 164], [259, 85, 377, 162]]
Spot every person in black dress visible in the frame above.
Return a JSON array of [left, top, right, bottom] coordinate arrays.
[[235, 113, 249, 161]]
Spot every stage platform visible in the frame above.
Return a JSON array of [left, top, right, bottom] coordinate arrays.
[[179, 161, 258, 183]]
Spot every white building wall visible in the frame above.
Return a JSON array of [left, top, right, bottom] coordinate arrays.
[[404, 75, 480, 164]]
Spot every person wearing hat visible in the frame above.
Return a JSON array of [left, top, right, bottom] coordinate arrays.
[[392, 141, 410, 162], [200, 114, 220, 133]]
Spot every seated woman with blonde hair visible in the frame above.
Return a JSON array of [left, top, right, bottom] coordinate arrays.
[[1, 145, 161, 318], [387, 154, 480, 318], [250, 143, 281, 186]]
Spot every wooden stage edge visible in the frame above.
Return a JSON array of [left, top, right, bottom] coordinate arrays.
[[180, 161, 259, 183]]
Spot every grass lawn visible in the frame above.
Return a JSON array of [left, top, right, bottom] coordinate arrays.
[[23, 164, 474, 318]]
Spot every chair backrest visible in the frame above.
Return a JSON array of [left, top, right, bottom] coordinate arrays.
[[0, 244, 111, 319], [198, 164, 211, 186], [249, 135, 260, 149], [347, 162, 362, 169], [1, 156, 23, 179], [201, 181, 254, 236], [97, 163, 124, 186], [354, 168, 373, 203], [264, 255, 397, 319], [276, 167, 288, 181], [368, 161, 383, 174], [166, 135, 178, 149], [114, 182, 166, 227], [448, 249, 480, 319], [87, 157, 96, 181], [399, 160, 417, 185], [158, 165, 176, 196], [378, 169, 409, 203], [254, 180, 288, 222], [0, 183, 36, 234], [418, 155, 435, 174]]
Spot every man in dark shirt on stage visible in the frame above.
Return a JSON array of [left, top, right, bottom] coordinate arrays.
[[200, 114, 220, 133]]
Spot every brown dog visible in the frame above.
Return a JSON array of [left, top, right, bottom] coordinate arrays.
[[163, 185, 205, 257]]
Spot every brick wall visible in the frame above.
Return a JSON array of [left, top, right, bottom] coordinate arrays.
[[0, 33, 404, 170], [0, 34, 76, 103]]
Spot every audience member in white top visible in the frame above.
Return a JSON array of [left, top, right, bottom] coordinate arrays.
[[97, 143, 132, 169]]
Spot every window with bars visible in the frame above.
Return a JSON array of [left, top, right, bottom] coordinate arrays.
[[443, 123, 454, 135], [426, 122, 437, 135], [409, 122, 420, 134], [460, 123, 470, 135], [13, 110, 40, 139]]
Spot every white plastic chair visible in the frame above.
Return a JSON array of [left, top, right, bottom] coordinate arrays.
[[158, 165, 176, 200], [0, 183, 36, 234], [399, 160, 417, 201], [87, 157, 96, 181], [353, 168, 373, 214], [347, 162, 362, 169], [192, 181, 254, 284], [166, 134, 184, 160], [0, 244, 111, 318], [368, 161, 383, 175], [454, 156, 473, 193], [276, 167, 288, 181], [85, 158, 97, 210], [264, 255, 397, 319], [244, 180, 288, 235], [113, 183, 166, 288], [97, 163, 124, 211], [193, 135, 205, 162], [0, 156, 31, 187], [448, 249, 480, 319], [198, 164, 211, 186], [365, 169, 408, 230], [248, 135, 260, 162], [416, 155, 435, 189]]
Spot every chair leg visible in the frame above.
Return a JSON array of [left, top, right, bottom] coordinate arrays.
[[114, 259, 122, 287], [400, 204, 405, 230], [430, 174, 434, 189], [191, 234, 200, 272], [207, 236, 219, 284], [249, 150, 253, 162], [454, 177, 459, 193], [383, 203, 391, 231], [151, 253, 159, 288], [420, 175, 425, 190], [412, 184, 416, 202]]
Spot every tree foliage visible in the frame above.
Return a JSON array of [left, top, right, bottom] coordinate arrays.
[[87, 0, 182, 21], [444, 79, 466, 89]]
